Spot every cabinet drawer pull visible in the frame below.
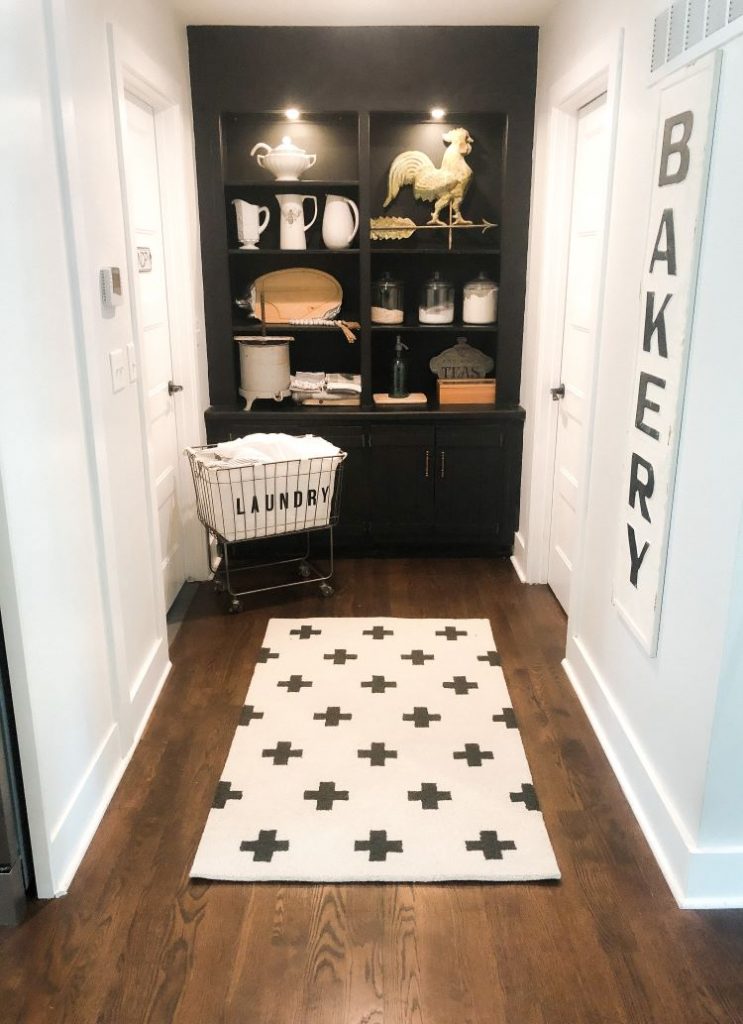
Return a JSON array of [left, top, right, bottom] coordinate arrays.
[[424, 449, 430, 478], [440, 449, 446, 479]]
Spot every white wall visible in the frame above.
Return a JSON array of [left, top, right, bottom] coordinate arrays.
[[520, 0, 743, 906], [0, 0, 205, 897]]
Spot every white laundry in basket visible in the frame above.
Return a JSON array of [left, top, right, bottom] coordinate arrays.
[[190, 434, 343, 542], [213, 433, 341, 465]]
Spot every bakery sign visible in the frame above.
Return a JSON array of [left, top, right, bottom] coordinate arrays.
[[613, 54, 719, 657]]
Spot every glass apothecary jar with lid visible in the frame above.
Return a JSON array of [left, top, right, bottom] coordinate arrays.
[[418, 271, 455, 325], [371, 271, 405, 325], [463, 271, 498, 324]]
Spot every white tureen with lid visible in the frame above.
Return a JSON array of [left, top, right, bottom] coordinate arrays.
[[250, 136, 317, 181]]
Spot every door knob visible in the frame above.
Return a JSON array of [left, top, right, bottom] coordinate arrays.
[[550, 383, 565, 401], [168, 380, 184, 395]]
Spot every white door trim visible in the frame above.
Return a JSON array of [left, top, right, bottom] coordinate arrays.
[[107, 25, 207, 590], [517, 32, 624, 618]]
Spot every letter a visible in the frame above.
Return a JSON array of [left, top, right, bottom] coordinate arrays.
[[649, 209, 677, 275]]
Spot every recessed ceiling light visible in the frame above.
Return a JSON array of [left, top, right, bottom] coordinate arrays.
[[430, 107, 446, 120], [285, 107, 300, 121]]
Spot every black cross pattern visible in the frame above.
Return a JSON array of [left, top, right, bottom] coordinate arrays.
[[240, 829, 289, 862], [358, 742, 398, 766], [290, 625, 322, 639], [304, 780, 350, 810], [212, 780, 242, 808], [354, 829, 403, 862], [403, 706, 442, 728], [453, 743, 494, 767], [510, 783, 540, 811], [363, 625, 394, 639], [401, 649, 434, 666], [361, 675, 397, 694], [262, 741, 303, 765], [492, 707, 518, 729], [477, 650, 502, 666], [408, 782, 452, 810], [435, 626, 468, 641], [278, 674, 313, 693], [324, 649, 358, 666], [239, 705, 264, 726], [465, 831, 517, 860], [443, 675, 478, 695], [314, 706, 353, 727], [257, 647, 279, 663]]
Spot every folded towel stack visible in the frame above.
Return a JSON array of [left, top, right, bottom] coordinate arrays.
[[290, 373, 362, 403]]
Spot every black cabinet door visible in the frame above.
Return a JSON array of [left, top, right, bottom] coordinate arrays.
[[435, 425, 506, 543], [316, 427, 368, 542], [369, 425, 435, 541]]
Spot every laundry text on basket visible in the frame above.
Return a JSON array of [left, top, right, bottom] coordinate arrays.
[[236, 485, 331, 516]]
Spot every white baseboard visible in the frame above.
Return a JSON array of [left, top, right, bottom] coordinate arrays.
[[48, 657, 171, 897], [563, 635, 743, 908], [511, 531, 527, 583], [48, 722, 121, 895]]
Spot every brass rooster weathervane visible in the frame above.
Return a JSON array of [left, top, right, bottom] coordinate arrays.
[[371, 127, 496, 250]]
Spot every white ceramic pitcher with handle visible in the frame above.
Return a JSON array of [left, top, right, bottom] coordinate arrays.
[[232, 199, 270, 249], [277, 193, 318, 250], [322, 194, 360, 250]]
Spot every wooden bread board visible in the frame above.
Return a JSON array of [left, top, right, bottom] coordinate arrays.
[[301, 396, 361, 406], [373, 392, 429, 407], [437, 378, 496, 405]]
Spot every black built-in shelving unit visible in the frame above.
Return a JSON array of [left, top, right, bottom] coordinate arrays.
[[188, 26, 538, 550]]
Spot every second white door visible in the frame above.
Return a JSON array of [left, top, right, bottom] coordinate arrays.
[[547, 93, 610, 612], [124, 92, 185, 610]]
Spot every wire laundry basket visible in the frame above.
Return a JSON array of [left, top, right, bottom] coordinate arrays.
[[186, 444, 347, 611]]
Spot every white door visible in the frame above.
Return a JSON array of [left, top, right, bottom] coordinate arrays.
[[124, 92, 185, 610], [547, 94, 610, 612]]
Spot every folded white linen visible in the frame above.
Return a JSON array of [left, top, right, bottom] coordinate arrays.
[[325, 373, 362, 394]]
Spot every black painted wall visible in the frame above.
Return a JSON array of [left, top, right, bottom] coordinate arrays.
[[188, 26, 538, 408]]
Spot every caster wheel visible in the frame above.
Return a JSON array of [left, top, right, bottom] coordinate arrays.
[[213, 580, 226, 593], [298, 561, 312, 579], [228, 598, 243, 614], [319, 583, 334, 598]]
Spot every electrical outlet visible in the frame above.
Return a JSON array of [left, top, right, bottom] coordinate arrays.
[[109, 348, 127, 393], [127, 342, 138, 383]]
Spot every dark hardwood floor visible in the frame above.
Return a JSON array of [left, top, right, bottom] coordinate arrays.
[[2, 557, 742, 1024]]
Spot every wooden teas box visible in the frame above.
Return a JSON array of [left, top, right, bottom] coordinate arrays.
[[437, 378, 497, 405]]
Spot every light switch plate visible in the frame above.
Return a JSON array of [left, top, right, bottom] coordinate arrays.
[[109, 348, 127, 393], [126, 342, 138, 383]]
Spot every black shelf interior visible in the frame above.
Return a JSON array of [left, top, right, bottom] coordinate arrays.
[[218, 108, 507, 410], [370, 331, 495, 406], [221, 112, 359, 183]]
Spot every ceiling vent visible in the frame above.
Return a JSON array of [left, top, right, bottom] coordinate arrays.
[[652, 0, 743, 71]]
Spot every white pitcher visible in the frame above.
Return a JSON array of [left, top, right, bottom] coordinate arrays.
[[232, 199, 270, 249], [322, 194, 360, 250], [276, 193, 318, 250]]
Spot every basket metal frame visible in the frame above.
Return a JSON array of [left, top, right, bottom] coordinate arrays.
[[186, 444, 346, 610]]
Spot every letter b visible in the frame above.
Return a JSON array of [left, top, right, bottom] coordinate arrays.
[[659, 111, 693, 186]]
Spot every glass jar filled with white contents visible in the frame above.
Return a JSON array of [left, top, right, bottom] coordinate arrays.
[[419, 271, 455, 325], [463, 272, 498, 324]]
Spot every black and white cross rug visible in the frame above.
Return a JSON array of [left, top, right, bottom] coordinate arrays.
[[191, 618, 560, 883]]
